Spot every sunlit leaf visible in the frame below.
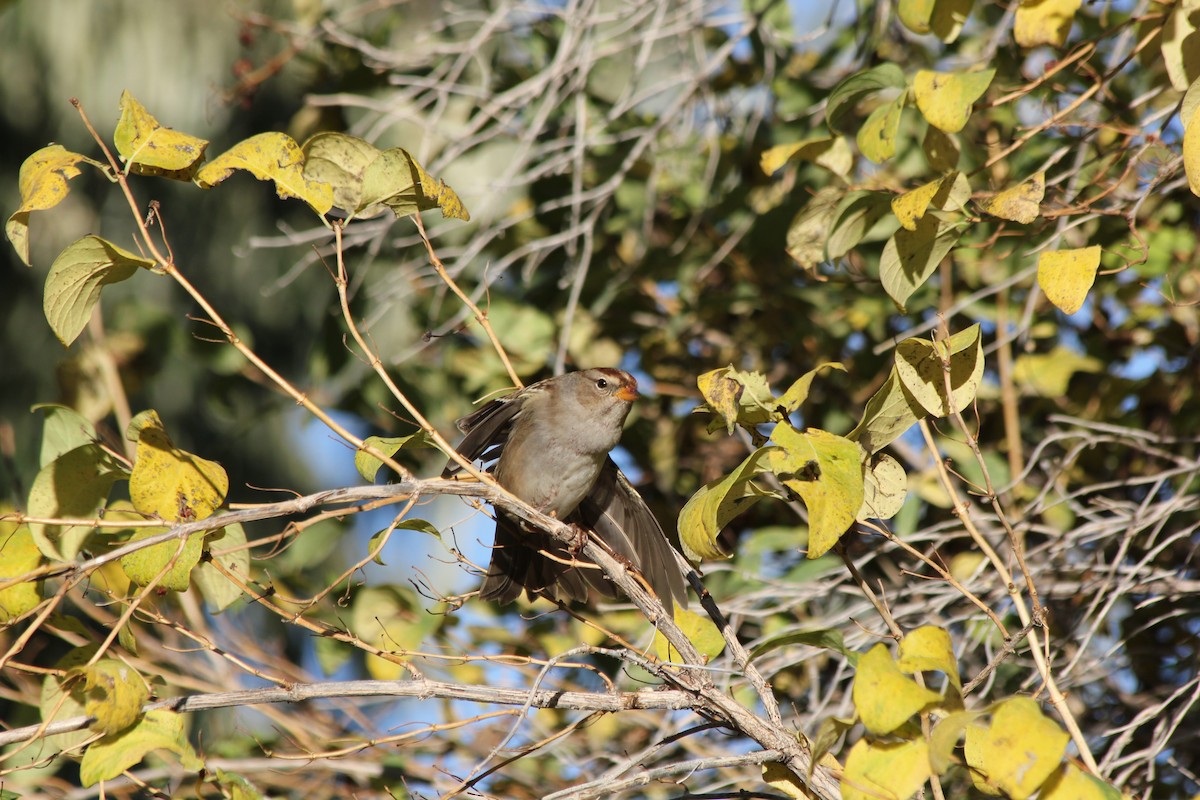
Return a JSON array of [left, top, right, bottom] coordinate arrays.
[[768, 426, 863, 558], [79, 709, 202, 786], [82, 659, 148, 735], [852, 643, 941, 735], [113, 90, 208, 179], [6, 145, 90, 266], [192, 523, 249, 612], [858, 451, 907, 521], [894, 324, 984, 418], [858, 94, 905, 163], [1040, 764, 1123, 800], [979, 171, 1044, 224], [129, 410, 228, 522], [1037, 245, 1102, 315], [359, 147, 470, 221], [891, 172, 969, 231], [1014, 0, 1081, 48], [913, 69, 994, 133], [301, 131, 384, 216], [196, 132, 334, 215], [678, 448, 775, 561], [0, 520, 42, 623], [355, 432, 436, 482], [654, 605, 725, 663], [842, 738, 931, 800], [761, 135, 853, 178], [897, 625, 960, 691], [848, 369, 924, 455], [963, 698, 1069, 799]]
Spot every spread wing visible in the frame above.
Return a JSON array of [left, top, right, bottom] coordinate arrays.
[[573, 457, 688, 610], [441, 395, 523, 477]]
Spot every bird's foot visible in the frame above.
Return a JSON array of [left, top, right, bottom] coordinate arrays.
[[565, 523, 590, 555]]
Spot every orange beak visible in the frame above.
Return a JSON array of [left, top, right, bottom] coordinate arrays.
[[616, 382, 639, 402]]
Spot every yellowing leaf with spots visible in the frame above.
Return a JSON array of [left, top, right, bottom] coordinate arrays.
[[82, 659, 148, 735], [120, 526, 201, 592], [114, 90, 208, 179], [1038, 245, 1101, 315], [857, 95, 905, 164], [964, 697, 1069, 799], [129, 410, 228, 522], [654, 605, 725, 663], [1014, 0, 1081, 48], [768, 426, 863, 558], [891, 172, 970, 231], [197, 132, 334, 215], [842, 738, 931, 800], [913, 69, 994, 133], [852, 643, 941, 735], [7, 145, 91, 266], [979, 171, 1044, 224]]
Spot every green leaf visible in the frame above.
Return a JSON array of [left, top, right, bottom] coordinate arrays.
[[749, 627, 852, 663], [6, 145, 90, 266], [355, 432, 436, 483], [893, 324, 983, 418], [196, 132, 334, 215], [301, 131, 385, 218], [27, 443, 128, 561], [827, 63, 906, 133], [34, 403, 98, 468], [857, 93, 905, 164], [848, 368, 924, 454], [113, 90, 208, 179], [79, 709, 203, 786], [359, 147, 470, 221], [852, 643, 941, 735], [368, 518, 442, 566], [192, 523, 249, 612], [827, 190, 894, 259], [43, 235, 154, 347], [777, 363, 846, 414], [879, 215, 962, 311], [82, 659, 148, 735], [678, 448, 775, 561], [120, 527, 202, 592], [768, 426, 863, 558]]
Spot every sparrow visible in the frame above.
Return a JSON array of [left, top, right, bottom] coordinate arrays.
[[443, 368, 687, 611]]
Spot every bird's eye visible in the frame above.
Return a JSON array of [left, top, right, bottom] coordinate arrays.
[[595, 378, 609, 390]]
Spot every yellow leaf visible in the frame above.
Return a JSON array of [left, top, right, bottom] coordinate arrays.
[[351, 587, 441, 679], [913, 69, 994, 133], [1037, 245, 1102, 315], [763, 762, 811, 799], [129, 410, 228, 521], [852, 643, 942, 735], [929, 711, 978, 774], [1040, 763, 1123, 800], [894, 324, 984, 418], [113, 90, 208, 178], [654, 605, 726, 663], [964, 697, 1069, 799], [857, 95, 905, 163], [196, 132, 334, 215], [768, 427, 863, 559], [1014, 0, 1081, 48], [302, 131, 384, 217], [979, 171, 1044, 224], [897, 625, 961, 691], [898, 0, 936, 33], [891, 172, 969, 231], [359, 147, 470, 221], [83, 659, 148, 735], [858, 452, 908, 522], [0, 520, 43, 623], [1185, 107, 1200, 197], [6, 145, 89, 266], [842, 738, 931, 800], [761, 135, 853, 178], [1162, 1, 1200, 91], [678, 448, 773, 561]]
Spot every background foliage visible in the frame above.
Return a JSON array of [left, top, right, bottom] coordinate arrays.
[[2, 0, 1199, 798]]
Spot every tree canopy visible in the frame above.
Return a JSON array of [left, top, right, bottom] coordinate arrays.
[[2, 1, 1199, 798]]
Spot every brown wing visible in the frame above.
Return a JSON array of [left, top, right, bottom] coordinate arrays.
[[572, 457, 688, 610], [441, 395, 524, 478]]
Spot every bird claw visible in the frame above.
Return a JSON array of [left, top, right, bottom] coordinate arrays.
[[565, 523, 590, 555]]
